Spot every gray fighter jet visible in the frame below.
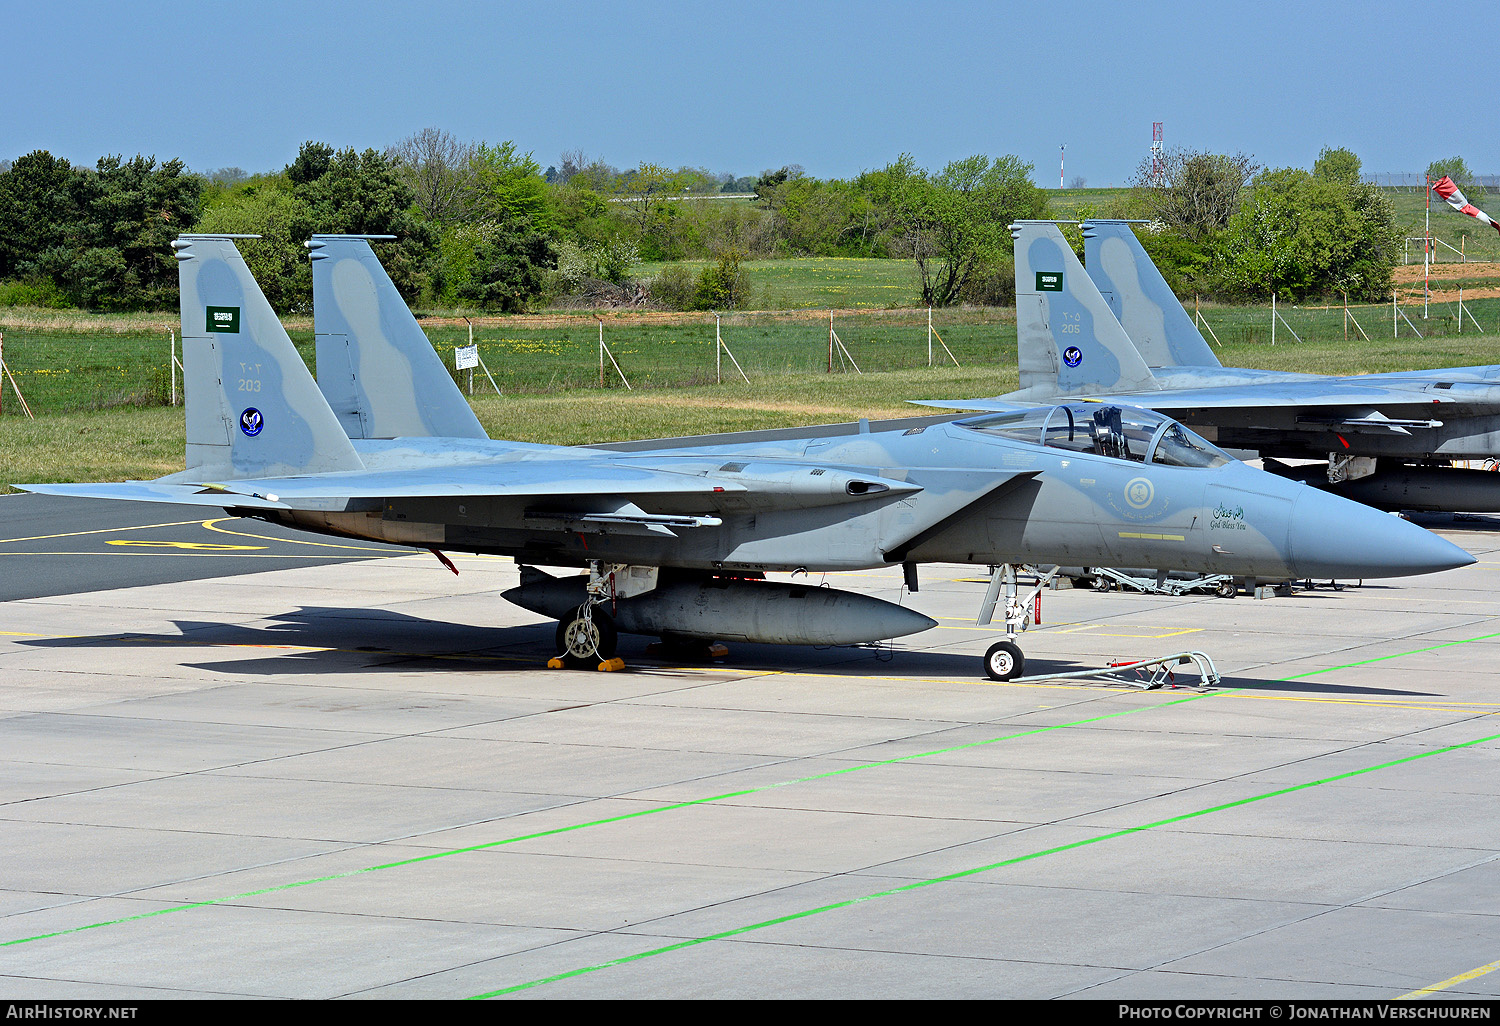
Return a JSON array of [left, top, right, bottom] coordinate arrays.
[[928, 220, 1500, 512], [19, 235, 1474, 681]]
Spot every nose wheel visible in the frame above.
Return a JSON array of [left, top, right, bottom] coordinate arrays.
[[976, 564, 1058, 681], [984, 641, 1024, 681]]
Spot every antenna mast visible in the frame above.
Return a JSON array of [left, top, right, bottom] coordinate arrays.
[[1151, 122, 1164, 186]]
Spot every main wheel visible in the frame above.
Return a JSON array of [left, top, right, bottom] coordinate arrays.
[[983, 640, 1025, 681], [555, 605, 618, 667]]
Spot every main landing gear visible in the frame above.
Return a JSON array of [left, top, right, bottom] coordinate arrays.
[[977, 564, 1059, 681], [555, 603, 618, 667], [550, 562, 622, 670]]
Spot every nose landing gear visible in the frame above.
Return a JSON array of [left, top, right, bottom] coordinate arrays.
[[977, 564, 1058, 681]]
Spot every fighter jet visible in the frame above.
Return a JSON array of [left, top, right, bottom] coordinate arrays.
[[924, 220, 1500, 513], [18, 235, 1474, 681]]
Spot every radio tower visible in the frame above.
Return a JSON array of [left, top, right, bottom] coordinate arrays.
[[1151, 122, 1164, 186]]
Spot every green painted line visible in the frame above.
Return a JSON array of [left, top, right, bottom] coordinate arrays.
[[2, 696, 1194, 949], [6, 629, 1494, 951], [472, 728, 1500, 998], [1284, 631, 1500, 678]]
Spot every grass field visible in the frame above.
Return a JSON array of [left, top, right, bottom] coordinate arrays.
[[638, 257, 924, 310]]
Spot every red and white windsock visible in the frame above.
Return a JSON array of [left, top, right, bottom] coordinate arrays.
[[1432, 176, 1500, 235]]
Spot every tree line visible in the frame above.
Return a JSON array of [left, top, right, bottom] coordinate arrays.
[[0, 132, 1453, 313], [1104, 150, 1478, 303]]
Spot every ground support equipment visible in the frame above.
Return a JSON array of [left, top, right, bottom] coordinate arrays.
[[1088, 567, 1236, 598], [1011, 651, 1221, 691]]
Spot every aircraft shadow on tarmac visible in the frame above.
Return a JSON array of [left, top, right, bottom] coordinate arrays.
[[17, 605, 1446, 696], [1403, 511, 1500, 532]]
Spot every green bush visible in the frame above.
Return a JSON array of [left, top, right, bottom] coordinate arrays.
[[0, 276, 70, 308], [692, 250, 754, 310], [956, 256, 1015, 306], [648, 264, 697, 310]]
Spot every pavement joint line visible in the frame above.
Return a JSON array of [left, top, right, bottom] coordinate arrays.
[[470, 725, 1500, 999], [5, 626, 1498, 956]]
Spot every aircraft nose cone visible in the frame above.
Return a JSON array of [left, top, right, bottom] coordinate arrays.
[[1288, 488, 1475, 579]]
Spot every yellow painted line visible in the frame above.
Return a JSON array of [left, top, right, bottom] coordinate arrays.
[[931, 623, 1203, 638], [0, 519, 204, 545], [0, 551, 390, 559], [1117, 532, 1186, 541], [1225, 692, 1500, 713], [0, 630, 48, 637], [199, 519, 396, 552], [106, 540, 264, 551], [1398, 957, 1500, 999]]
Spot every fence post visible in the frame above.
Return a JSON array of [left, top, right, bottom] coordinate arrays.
[[0, 332, 34, 419]]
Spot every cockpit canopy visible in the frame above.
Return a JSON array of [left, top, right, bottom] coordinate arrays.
[[959, 404, 1232, 469]]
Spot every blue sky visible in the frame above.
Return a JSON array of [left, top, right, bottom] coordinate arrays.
[[7, 0, 1492, 186]]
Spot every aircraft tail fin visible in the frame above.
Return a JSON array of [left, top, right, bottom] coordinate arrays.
[[173, 235, 365, 480], [1010, 221, 1160, 399], [309, 235, 488, 440], [1082, 220, 1221, 369]]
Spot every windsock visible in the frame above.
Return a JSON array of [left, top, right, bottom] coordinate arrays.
[[1432, 176, 1500, 235]]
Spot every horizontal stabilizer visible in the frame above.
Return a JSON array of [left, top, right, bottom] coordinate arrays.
[[17, 481, 289, 510]]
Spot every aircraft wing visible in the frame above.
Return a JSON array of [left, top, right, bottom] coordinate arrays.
[[20, 455, 929, 519]]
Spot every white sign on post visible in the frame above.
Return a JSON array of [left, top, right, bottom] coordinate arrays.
[[455, 344, 479, 370]]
